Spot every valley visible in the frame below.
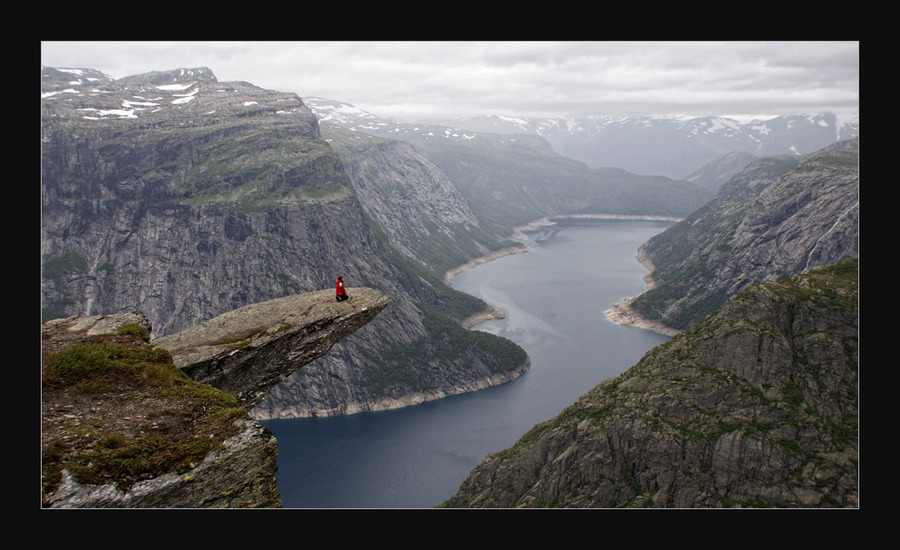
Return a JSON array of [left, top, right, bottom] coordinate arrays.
[[41, 65, 859, 508]]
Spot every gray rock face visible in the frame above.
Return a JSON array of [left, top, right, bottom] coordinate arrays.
[[631, 138, 859, 331], [445, 259, 858, 508], [322, 125, 488, 270], [155, 288, 392, 410], [682, 150, 759, 194], [41, 66, 529, 420], [45, 419, 281, 508], [41, 67, 348, 335]]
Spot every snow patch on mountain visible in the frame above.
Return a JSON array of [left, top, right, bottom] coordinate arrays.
[[303, 96, 858, 178]]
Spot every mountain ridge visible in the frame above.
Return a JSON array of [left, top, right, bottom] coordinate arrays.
[[629, 138, 859, 331], [42, 65, 860, 508], [305, 96, 858, 179]]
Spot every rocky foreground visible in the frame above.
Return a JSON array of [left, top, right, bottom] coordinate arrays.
[[444, 258, 858, 508], [41, 288, 390, 508]]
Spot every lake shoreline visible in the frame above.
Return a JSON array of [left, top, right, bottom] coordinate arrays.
[[446, 214, 683, 337], [604, 244, 682, 337]]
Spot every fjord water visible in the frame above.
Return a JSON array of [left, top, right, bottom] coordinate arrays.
[[262, 218, 674, 508]]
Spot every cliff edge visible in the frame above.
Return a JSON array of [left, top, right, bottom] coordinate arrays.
[[41, 288, 390, 508], [154, 288, 392, 410]]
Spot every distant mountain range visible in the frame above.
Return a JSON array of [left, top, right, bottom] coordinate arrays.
[[42, 65, 857, 181], [304, 97, 858, 179]]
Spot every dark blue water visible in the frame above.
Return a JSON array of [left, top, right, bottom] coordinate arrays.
[[262, 218, 674, 508]]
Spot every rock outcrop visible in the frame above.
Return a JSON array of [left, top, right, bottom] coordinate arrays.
[[444, 258, 858, 508], [42, 288, 390, 508], [45, 419, 280, 508], [155, 288, 392, 410]]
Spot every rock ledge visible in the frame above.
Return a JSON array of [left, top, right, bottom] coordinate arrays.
[[155, 288, 392, 410]]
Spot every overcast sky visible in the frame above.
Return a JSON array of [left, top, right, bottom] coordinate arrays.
[[40, 41, 859, 124]]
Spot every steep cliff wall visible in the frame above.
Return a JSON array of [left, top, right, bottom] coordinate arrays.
[[444, 258, 858, 508], [630, 139, 859, 331], [251, 125, 532, 418], [41, 67, 529, 421], [321, 124, 513, 273], [41, 67, 354, 334], [387, 128, 713, 235]]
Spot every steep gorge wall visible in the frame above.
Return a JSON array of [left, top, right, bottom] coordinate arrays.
[[41, 70, 354, 334], [251, 125, 532, 419], [41, 67, 529, 422], [630, 139, 859, 331], [321, 124, 513, 272]]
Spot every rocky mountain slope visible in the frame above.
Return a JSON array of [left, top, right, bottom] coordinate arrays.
[[444, 257, 858, 508], [317, 124, 509, 273], [41, 66, 528, 420], [42, 65, 333, 335], [681, 150, 760, 194], [630, 138, 859, 331]]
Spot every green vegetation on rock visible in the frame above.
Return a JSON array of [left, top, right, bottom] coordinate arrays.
[[42, 334, 247, 501]]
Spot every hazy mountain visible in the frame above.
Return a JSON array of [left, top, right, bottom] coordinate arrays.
[[305, 96, 857, 184], [305, 97, 714, 233], [631, 138, 859, 331], [681, 150, 760, 194], [436, 112, 859, 179]]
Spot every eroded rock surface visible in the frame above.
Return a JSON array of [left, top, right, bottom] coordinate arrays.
[[445, 259, 858, 508], [42, 288, 390, 508], [155, 287, 391, 410]]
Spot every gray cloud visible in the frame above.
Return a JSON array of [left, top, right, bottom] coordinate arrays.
[[40, 41, 859, 123]]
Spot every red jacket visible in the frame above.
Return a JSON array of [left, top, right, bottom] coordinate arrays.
[[336, 279, 347, 296]]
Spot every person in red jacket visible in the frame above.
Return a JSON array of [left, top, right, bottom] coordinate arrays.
[[335, 276, 349, 301]]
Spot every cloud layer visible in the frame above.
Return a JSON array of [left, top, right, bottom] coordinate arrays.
[[40, 41, 859, 123]]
